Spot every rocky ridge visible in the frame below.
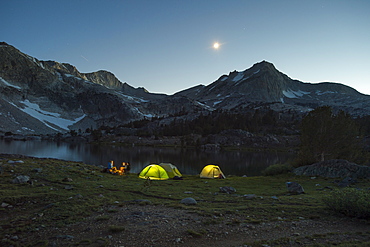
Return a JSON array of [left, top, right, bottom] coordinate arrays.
[[0, 42, 202, 134], [176, 61, 370, 115], [1, 42, 370, 135], [294, 159, 370, 179]]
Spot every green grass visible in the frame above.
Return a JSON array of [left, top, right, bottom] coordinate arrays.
[[261, 163, 294, 176], [246, 231, 370, 247], [1, 155, 370, 245], [323, 188, 370, 219]]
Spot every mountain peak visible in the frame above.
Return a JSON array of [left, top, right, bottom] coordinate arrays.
[[249, 60, 277, 72]]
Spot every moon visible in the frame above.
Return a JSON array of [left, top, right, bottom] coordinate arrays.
[[213, 42, 220, 49]]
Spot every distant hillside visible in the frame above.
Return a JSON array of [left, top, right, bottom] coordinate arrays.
[[0, 42, 204, 134], [1, 42, 370, 135], [176, 61, 370, 115]]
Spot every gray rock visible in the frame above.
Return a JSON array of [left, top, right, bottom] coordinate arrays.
[[56, 235, 74, 240], [294, 159, 370, 178], [43, 203, 55, 210], [64, 185, 74, 190], [62, 177, 73, 182], [219, 186, 236, 194], [180, 197, 197, 205], [12, 175, 30, 184], [243, 194, 256, 200], [10, 235, 19, 240], [8, 160, 24, 164], [286, 182, 304, 194], [337, 177, 357, 187], [32, 168, 42, 172]]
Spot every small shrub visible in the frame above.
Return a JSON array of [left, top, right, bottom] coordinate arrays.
[[244, 218, 262, 224], [108, 225, 125, 233], [74, 239, 91, 245], [261, 164, 293, 176], [202, 219, 219, 225], [107, 209, 118, 213], [323, 188, 370, 219], [227, 218, 242, 225], [4, 131, 13, 136], [95, 215, 110, 221], [32, 240, 49, 247], [187, 229, 206, 238]]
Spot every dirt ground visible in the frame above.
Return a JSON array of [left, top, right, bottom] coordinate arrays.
[[16, 204, 370, 247]]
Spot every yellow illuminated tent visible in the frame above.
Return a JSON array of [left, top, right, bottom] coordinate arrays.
[[159, 163, 182, 178], [200, 164, 225, 179], [138, 164, 169, 180]]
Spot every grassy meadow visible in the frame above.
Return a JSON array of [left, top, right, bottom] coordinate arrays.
[[1, 155, 370, 246]]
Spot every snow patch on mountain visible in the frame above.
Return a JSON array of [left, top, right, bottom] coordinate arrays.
[[116, 92, 149, 103], [316, 90, 336, 95], [220, 76, 228, 82], [208, 84, 217, 92], [0, 77, 22, 90], [232, 72, 244, 82], [10, 100, 85, 131], [195, 101, 214, 110], [283, 89, 310, 98], [131, 106, 154, 118]]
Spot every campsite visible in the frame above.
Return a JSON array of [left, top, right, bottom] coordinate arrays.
[[1, 154, 370, 246]]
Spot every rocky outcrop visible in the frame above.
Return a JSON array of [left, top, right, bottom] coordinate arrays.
[[43, 61, 87, 80], [294, 159, 370, 178], [0, 43, 58, 94], [84, 70, 123, 90]]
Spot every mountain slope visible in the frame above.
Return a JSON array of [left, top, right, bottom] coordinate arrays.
[[177, 61, 370, 115], [0, 42, 204, 134], [1, 42, 369, 135]]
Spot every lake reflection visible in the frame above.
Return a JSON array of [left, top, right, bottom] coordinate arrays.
[[0, 139, 295, 176]]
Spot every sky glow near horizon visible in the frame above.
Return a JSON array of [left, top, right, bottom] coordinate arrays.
[[1, 0, 370, 95]]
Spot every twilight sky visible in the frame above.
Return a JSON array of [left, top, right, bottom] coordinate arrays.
[[2, 0, 370, 95]]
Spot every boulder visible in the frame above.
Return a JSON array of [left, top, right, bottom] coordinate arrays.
[[219, 186, 236, 194], [8, 160, 24, 164], [180, 197, 197, 205], [286, 182, 304, 194], [337, 177, 357, 187], [62, 177, 73, 182], [12, 175, 30, 184], [64, 185, 74, 190], [32, 168, 43, 172], [293, 159, 370, 179], [243, 194, 256, 200]]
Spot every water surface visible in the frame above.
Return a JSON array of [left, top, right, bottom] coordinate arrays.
[[0, 139, 295, 176]]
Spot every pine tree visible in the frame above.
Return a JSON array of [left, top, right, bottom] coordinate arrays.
[[298, 106, 361, 165]]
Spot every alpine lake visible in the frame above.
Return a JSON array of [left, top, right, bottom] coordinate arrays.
[[0, 139, 295, 176]]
